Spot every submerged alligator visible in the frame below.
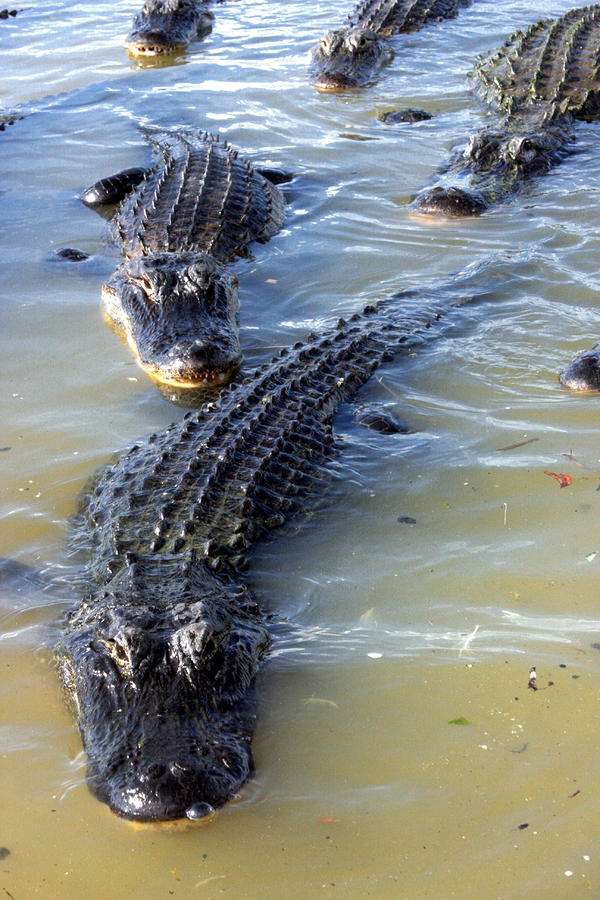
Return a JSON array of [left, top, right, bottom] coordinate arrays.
[[413, 5, 600, 216], [310, 0, 472, 91], [80, 128, 286, 388], [560, 343, 600, 391], [125, 0, 214, 60], [56, 273, 480, 821]]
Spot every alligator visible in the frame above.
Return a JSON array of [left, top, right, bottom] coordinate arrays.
[[79, 128, 286, 388], [125, 0, 214, 60], [559, 343, 600, 391], [413, 5, 600, 216], [56, 273, 480, 821], [310, 0, 472, 91]]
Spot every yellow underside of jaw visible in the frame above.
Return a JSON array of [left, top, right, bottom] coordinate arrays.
[[143, 365, 233, 389]]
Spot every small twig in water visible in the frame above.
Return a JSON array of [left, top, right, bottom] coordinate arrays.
[[496, 437, 539, 452]]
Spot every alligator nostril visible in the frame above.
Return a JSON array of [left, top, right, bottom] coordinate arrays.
[[186, 801, 215, 820], [186, 343, 212, 367]]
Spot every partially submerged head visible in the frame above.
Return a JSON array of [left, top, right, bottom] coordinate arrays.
[[102, 252, 241, 388], [412, 127, 564, 217], [413, 185, 487, 217], [125, 0, 211, 59], [310, 26, 392, 91], [559, 344, 600, 391], [58, 560, 271, 821]]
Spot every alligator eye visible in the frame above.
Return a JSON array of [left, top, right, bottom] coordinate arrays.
[[113, 640, 129, 663], [131, 273, 154, 296]]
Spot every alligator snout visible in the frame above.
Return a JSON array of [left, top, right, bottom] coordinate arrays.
[[559, 344, 600, 391], [413, 186, 487, 217], [150, 338, 242, 388], [103, 758, 228, 821], [126, 32, 184, 56]]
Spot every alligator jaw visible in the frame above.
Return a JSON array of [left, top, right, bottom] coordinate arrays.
[[102, 252, 241, 388]]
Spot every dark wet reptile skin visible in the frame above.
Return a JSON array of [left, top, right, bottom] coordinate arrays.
[[413, 5, 600, 215], [82, 129, 285, 388], [310, 0, 471, 90], [125, 0, 214, 59], [56, 278, 477, 822]]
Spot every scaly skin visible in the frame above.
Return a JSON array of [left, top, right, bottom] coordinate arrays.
[[57, 278, 476, 821], [125, 0, 214, 60], [310, 0, 471, 91], [81, 129, 285, 387], [413, 5, 600, 215]]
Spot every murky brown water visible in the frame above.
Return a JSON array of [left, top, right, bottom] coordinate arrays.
[[2, 0, 600, 896]]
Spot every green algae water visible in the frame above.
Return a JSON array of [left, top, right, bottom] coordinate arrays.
[[2, 0, 600, 896]]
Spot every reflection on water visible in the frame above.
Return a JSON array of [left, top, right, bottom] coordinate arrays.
[[2, 0, 600, 896]]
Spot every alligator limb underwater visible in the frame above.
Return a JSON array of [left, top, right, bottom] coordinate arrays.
[[77, 128, 286, 388], [310, 0, 472, 91], [125, 0, 214, 61], [56, 271, 487, 822], [413, 5, 600, 216]]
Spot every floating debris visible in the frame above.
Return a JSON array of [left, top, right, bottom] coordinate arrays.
[[496, 437, 539, 452], [528, 666, 537, 690], [544, 471, 571, 488]]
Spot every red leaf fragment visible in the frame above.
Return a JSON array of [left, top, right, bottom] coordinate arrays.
[[544, 471, 572, 488]]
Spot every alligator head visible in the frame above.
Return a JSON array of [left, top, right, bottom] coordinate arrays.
[[310, 26, 393, 91], [125, 0, 213, 59], [559, 343, 600, 391], [413, 124, 569, 216], [57, 558, 271, 821], [102, 252, 241, 388]]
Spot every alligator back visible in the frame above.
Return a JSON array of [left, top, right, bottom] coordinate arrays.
[[474, 5, 600, 121], [349, 0, 469, 36], [110, 130, 286, 263], [74, 288, 465, 587]]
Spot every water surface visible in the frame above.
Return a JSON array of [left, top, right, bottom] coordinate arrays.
[[2, 0, 600, 897]]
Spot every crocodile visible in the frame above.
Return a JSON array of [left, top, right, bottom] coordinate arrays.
[[413, 5, 600, 216], [310, 0, 472, 91], [125, 0, 214, 60], [80, 128, 286, 388], [56, 274, 479, 821]]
